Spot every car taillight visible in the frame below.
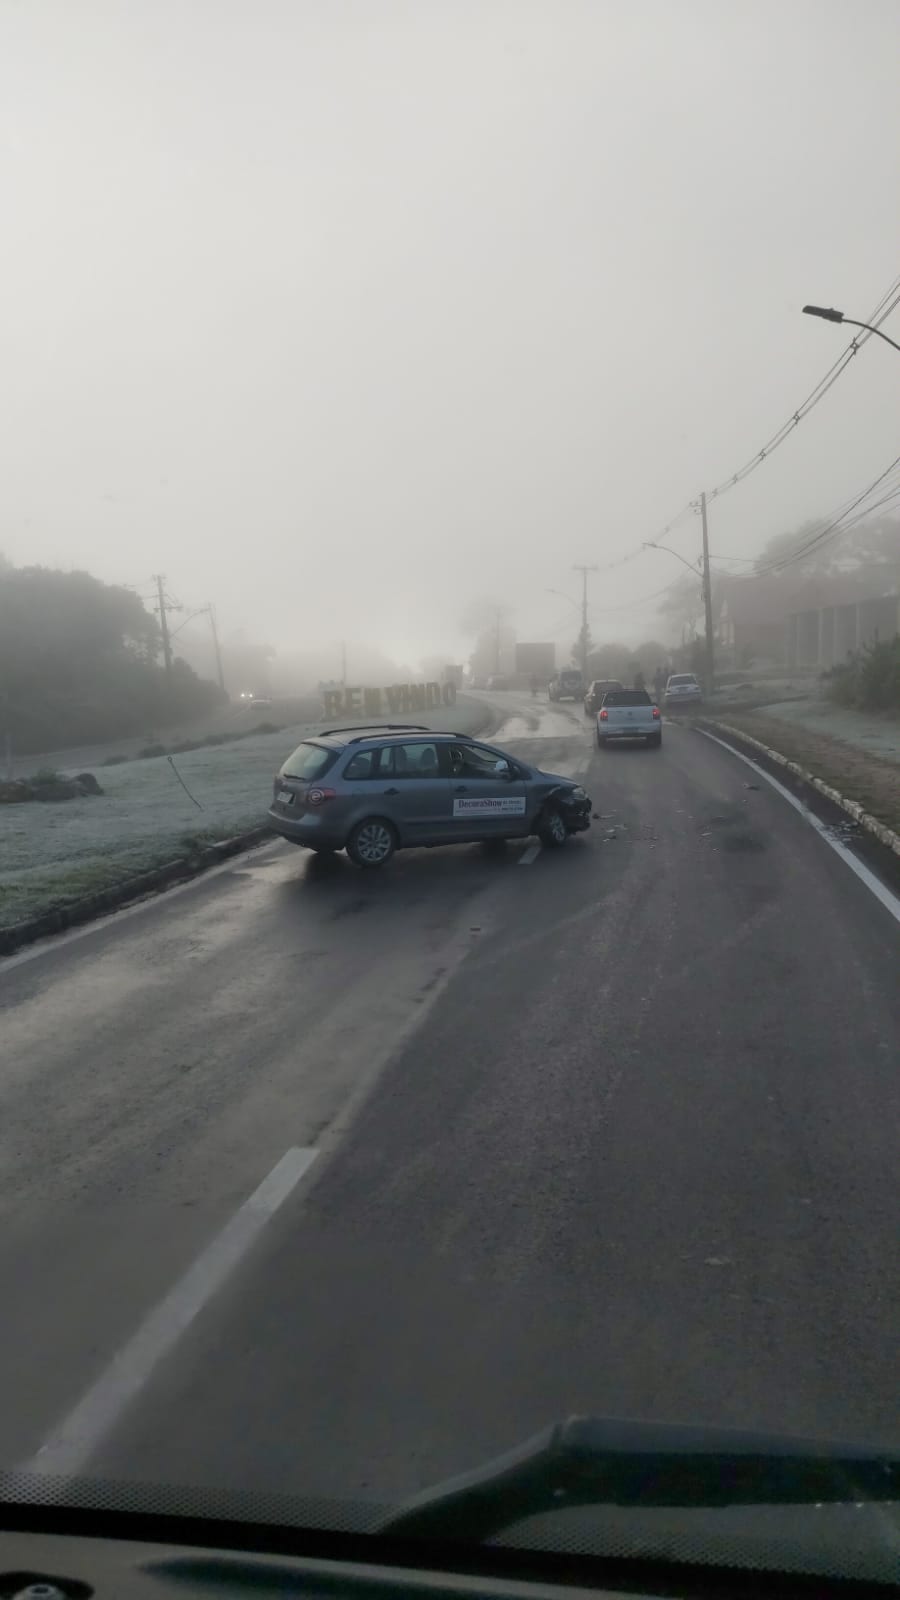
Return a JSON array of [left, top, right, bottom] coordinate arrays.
[[652, 706, 660, 719], [599, 708, 608, 720], [307, 787, 337, 806]]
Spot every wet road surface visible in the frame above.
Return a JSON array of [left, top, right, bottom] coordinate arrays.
[[1, 692, 898, 1515]]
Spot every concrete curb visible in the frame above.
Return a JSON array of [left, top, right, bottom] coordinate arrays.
[[699, 718, 900, 859], [0, 825, 273, 958]]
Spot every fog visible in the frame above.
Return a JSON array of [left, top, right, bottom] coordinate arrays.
[[2, 0, 899, 674]]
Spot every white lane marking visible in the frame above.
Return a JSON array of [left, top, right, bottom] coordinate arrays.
[[697, 728, 900, 926], [24, 1146, 318, 1476], [519, 840, 542, 866]]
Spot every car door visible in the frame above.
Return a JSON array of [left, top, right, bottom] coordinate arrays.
[[444, 742, 529, 838], [374, 741, 454, 843]]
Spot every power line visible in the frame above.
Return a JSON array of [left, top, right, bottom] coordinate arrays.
[[592, 503, 697, 576], [591, 575, 690, 614], [705, 272, 900, 505], [735, 448, 900, 580], [591, 266, 900, 590]]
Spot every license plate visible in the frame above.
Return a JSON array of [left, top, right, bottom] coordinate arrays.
[[277, 788, 295, 805]]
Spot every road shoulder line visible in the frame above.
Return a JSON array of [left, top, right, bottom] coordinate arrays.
[[697, 727, 900, 925], [699, 718, 900, 858], [21, 1146, 319, 1477]]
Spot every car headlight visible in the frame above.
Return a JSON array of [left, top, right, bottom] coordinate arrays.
[[570, 786, 587, 800]]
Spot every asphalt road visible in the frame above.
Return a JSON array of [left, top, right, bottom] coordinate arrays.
[[1, 691, 898, 1523]]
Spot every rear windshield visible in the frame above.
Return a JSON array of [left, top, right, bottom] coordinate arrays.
[[603, 690, 652, 706], [593, 680, 622, 692], [280, 741, 339, 780], [668, 675, 697, 686], [561, 671, 582, 683]]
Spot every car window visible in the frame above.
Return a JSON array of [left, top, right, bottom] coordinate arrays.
[[668, 675, 697, 686], [343, 749, 378, 779], [448, 743, 508, 778], [378, 742, 441, 778], [603, 690, 652, 706], [281, 742, 339, 780]]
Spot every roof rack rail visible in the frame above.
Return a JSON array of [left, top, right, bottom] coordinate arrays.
[[317, 723, 432, 738]]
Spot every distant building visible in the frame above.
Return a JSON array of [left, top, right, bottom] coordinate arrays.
[[716, 575, 899, 670], [787, 593, 899, 669]]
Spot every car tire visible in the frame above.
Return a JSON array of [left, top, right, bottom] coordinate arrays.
[[595, 732, 607, 750], [538, 806, 569, 848], [648, 732, 662, 748], [346, 817, 397, 869]]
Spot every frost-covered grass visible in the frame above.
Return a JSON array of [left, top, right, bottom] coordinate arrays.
[[0, 699, 491, 927]]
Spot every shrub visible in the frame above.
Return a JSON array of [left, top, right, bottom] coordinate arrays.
[[137, 743, 167, 759], [826, 637, 900, 711]]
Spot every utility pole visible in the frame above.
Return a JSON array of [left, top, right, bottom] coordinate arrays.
[[340, 640, 347, 687], [2, 688, 12, 782], [699, 493, 715, 697], [208, 604, 226, 695], [154, 574, 173, 681], [492, 608, 503, 675], [571, 564, 598, 677]]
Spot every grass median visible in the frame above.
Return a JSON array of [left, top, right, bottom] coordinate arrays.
[[0, 698, 493, 937]]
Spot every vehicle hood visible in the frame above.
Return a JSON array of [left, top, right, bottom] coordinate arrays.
[[534, 770, 580, 790], [1, 1417, 897, 1590]]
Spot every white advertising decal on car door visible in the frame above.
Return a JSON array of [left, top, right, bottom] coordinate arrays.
[[453, 796, 527, 817]]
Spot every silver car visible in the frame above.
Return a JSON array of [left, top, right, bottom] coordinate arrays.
[[664, 672, 703, 709], [268, 724, 592, 867]]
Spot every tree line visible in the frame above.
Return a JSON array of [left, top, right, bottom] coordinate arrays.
[[0, 556, 225, 759]]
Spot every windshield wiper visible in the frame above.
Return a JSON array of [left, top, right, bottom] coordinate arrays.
[[381, 1416, 899, 1542]]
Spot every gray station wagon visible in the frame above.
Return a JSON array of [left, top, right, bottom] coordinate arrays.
[[268, 724, 592, 867]]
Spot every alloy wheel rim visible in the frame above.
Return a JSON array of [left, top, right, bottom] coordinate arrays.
[[358, 823, 392, 862]]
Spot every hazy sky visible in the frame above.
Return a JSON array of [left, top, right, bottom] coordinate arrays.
[[3, 0, 899, 668]]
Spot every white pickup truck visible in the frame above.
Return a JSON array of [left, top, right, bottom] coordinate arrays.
[[595, 688, 662, 749]]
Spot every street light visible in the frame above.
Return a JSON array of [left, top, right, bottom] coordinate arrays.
[[545, 587, 580, 611], [802, 304, 900, 356], [642, 541, 701, 576]]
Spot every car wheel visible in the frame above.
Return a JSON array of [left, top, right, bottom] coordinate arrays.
[[538, 806, 569, 848], [595, 733, 607, 750], [648, 732, 662, 748], [346, 818, 397, 868]]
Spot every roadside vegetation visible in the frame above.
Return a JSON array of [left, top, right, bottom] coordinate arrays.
[[824, 637, 900, 712], [0, 556, 224, 758]]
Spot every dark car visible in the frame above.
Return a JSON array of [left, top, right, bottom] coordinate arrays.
[[583, 678, 625, 715], [269, 724, 592, 866], [548, 668, 585, 702]]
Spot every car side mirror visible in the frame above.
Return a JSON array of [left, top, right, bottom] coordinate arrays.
[[494, 759, 515, 780]]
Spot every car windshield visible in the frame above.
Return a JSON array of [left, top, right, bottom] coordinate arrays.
[[2, 3, 899, 1593]]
